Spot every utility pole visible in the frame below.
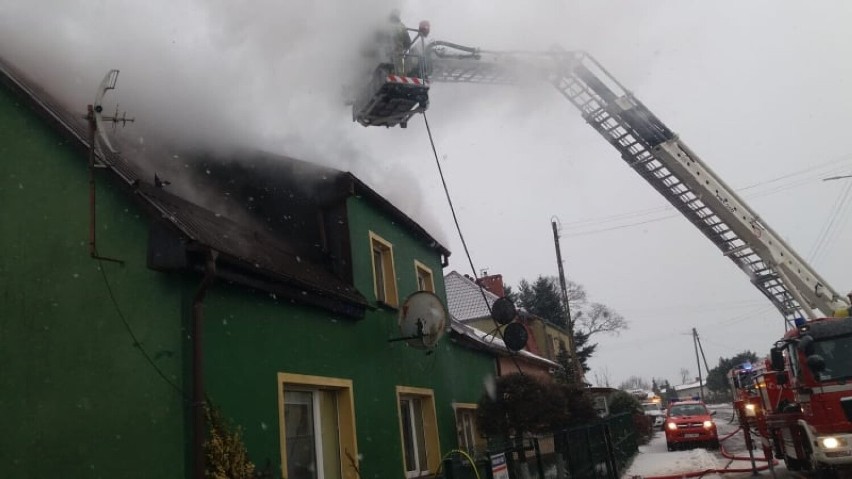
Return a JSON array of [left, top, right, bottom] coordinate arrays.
[[692, 328, 705, 401], [552, 219, 584, 383]]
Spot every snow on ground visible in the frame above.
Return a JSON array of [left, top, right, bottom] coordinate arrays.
[[623, 431, 728, 478], [622, 404, 794, 478]]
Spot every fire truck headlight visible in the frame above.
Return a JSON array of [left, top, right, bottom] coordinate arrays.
[[666, 422, 677, 431], [820, 437, 846, 449], [745, 403, 757, 417], [703, 420, 714, 429]]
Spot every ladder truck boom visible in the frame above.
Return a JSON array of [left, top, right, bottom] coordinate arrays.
[[421, 44, 850, 325]]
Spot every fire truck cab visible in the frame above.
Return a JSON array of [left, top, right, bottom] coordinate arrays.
[[762, 318, 852, 474]]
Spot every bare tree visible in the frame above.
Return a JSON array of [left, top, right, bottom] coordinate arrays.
[[618, 376, 651, 391], [593, 367, 612, 388], [679, 368, 691, 384], [575, 302, 628, 338]]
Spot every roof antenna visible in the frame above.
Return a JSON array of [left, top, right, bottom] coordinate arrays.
[[86, 69, 135, 158], [83, 69, 134, 265]]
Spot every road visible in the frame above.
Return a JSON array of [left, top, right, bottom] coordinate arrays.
[[621, 404, 808, 479]]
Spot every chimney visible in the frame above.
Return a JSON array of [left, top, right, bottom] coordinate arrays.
[[476, 274, 505, 297]]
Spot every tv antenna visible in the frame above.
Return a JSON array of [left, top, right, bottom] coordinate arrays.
[[83, 69, 134, 264], [86, 69, 134, 158]]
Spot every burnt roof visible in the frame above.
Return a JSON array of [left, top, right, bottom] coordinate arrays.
[[346, 175, 451, 258], [137, 182, 367, 308], [180, 149, 451, 260], [0, 57, 373, 315]]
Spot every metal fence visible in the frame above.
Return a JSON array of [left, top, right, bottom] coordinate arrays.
[[442, 413, 639, 479]]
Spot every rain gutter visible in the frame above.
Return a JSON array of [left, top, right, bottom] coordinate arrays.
[[192, 250, 218, 479]]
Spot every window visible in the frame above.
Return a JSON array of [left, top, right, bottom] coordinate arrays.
[[414, 260, 434, 293], [453, 403, 485, 456], [278, 373, 359, 479], [396, 386, 440, 478], [370, 232, 398, 307]]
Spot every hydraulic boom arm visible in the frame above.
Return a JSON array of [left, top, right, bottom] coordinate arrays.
[[425, 43, 850, 324]]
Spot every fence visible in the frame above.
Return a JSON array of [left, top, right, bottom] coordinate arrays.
[[442, 413, 639, 479]]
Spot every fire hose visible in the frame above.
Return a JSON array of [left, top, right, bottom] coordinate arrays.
[[632, 426, 779, 479]]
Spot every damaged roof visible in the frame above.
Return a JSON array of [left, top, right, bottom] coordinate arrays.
[[1, 56, 454, 317], [138, 182, 368, 313]]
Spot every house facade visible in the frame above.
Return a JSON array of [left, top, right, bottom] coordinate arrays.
[[1, 58, 496, 479], [445, 271, 575, 366]]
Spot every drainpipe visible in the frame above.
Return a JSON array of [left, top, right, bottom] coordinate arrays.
[[193, 250, 218, 479]]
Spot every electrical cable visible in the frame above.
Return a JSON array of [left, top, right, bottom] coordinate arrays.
[[559, 160, 847, 231], [421, 113, 527, 376], [809, 179, 852, 264], [96, 258, 189, 401], [561, 158, 852, 237]]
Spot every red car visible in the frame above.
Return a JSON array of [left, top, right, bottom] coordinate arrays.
[[664, 400, 719, 451]]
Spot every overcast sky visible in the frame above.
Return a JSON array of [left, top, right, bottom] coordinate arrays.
[[2, 0, 851, 388]]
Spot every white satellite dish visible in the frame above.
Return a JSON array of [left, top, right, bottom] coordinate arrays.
[[398, 291, 447, 349]]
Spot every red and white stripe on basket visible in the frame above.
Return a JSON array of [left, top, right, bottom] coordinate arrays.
[[386, 75, 429, 86]]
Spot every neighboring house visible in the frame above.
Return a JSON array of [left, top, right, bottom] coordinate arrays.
[[675, 380, 707, 400], [444, 271, 558, 379], [0, 58, 496, 479], [445, 270, 575, 364]]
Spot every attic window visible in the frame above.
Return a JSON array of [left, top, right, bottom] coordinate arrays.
[[370, 232, 398, 307], [414, 260, 434, 293]]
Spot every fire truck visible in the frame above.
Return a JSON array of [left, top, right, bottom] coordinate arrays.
[[353, 17, 852, 475]]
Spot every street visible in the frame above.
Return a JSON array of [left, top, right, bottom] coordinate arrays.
[[622, 404, 807, 479]]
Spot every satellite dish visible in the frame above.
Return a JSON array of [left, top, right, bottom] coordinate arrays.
[[503, 322, 528, 352], [398, 291, 448, 349], [491, 297, 517, 325]]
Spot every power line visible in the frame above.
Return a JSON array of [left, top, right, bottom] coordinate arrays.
[[97, 259, 188, 401], [421, 113, 527, 375], [810, 180, 852, 264], [561, 158, 852, 237]]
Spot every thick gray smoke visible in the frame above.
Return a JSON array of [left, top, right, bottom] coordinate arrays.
[[0, 0, 393, 151], [0, 0, 461, 241]]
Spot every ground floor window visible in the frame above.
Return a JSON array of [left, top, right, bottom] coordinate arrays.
[[278, 373, 358, 479], [453, 403, 485, 456], [396, 386, 440, 478]]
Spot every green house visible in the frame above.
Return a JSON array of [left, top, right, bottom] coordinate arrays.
[[0, 58, 496, 479]]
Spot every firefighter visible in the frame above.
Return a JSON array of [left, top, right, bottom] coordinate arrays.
[[833, 290, 852, 318], [386, 9, 411, 75]]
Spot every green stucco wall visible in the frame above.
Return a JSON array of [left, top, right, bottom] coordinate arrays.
[[1, 76, 495, 479], [346, 196, 447, 306], [202, 196, 494, 479], [0, 83, 190, 477]]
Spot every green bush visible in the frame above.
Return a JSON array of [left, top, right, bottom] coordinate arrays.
[[476, 373, 598, 438], [608, 390, 642, 415]]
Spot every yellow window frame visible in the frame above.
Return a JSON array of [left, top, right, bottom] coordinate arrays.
[[413, 260, 435, 293], [277, 373, 359, 479], [396, 386, 441, 477], [369, 231, 399, 307]]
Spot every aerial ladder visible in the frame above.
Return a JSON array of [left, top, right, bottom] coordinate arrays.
[[353, 37, 850, 327]]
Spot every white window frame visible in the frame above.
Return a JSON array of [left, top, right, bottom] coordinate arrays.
[[396, 386, 439, 478], [283, 389, 327, 479], [453, 403, 482, 455]]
